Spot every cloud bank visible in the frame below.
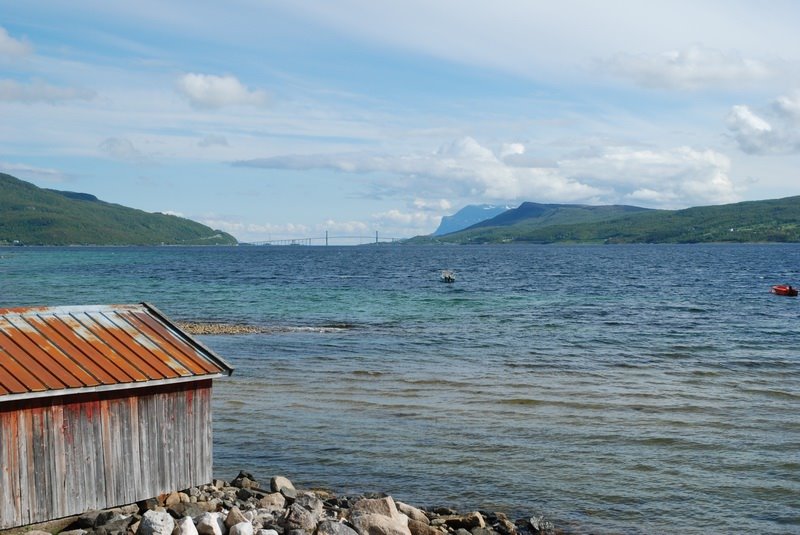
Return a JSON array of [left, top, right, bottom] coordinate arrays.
[[0, 79, 95, 103], [235, 137, 737, 209], [603, 44, 770, 90]]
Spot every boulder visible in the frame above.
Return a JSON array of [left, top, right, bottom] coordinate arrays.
[[196, 512, 226, 535], [257, 531, 279, 535], [441, 513, 484, 531], [294, 494, 324, 517], [350, 514, 411, 535], [225, 507, 249, 529], [284, 502, 319, 532], [169, 502, 216, 519], [176, 516, 200, 535], [350, 498, 399, 520], [138, 510, 175, 535], [270, 476, 295, 493], [407, 520, 440, 535], [258, 492, 286, 512], [316, 521, 359, 535], [230, 522, 255, 535], [232, 471, 259, 489], [395, 503, 428, 525]]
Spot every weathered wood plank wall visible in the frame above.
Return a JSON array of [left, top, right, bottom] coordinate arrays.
[[0, 381, 213, 529]]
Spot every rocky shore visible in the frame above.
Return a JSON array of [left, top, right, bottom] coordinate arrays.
[[20, 473, 558, 535]]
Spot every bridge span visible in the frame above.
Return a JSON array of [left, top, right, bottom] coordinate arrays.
[[244, 231, 403, 246]]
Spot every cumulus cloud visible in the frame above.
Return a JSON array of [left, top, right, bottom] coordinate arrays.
[[727, 93, 800, 154], [0, 79, 95, 103], [773, 91, 800, 123], [560, 146, 736, 206], [603, 44, 770, 90], [99, 137, 152, 164], [177, 73, 267, 109], [0, 27, 32, 58], [236, 136, 734, 208]]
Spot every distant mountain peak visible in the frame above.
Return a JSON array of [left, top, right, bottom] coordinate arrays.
[[433, 204, 510, 236]]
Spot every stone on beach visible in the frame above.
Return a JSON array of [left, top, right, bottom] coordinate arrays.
[[349, 497, 411, 535], [195, 512, 226, 535], [270, 475, 296, 494], [138, 510, 174, 535], [176, 516, 199, 535]]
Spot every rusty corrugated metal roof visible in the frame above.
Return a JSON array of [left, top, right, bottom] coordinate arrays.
[[0, 302, 233, 401]]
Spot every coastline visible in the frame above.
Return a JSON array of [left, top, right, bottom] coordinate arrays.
[[4, 473, 559, 535]]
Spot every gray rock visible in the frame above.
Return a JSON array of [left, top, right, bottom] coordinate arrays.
[[176, 516, 200, 535], [74, 510, 106, 528], [350, 514, 411, 535], [395, 503, 428, 525], [260, 493, 287, 511], [257, 531, 279, 535], [138, 510, 175, 535], [170, 502, 216, 519], [226, 507, 249, 529], [60, 530, 89, 535], [407, 519, 440, 535], [294, 494, 324, 517], [350, 498, 399, 520], [280, 487, 298, 501], [470, 528, 496, 535], [232, 471, 259, 489], [270, 476, 295, 493], [196, 512, 226, 535], [316, 521, 359, 535], [441, 513, 485, 531], [284, 502, 318, 532], [491, 514, 515, 535], [230, 522, 255, 535]]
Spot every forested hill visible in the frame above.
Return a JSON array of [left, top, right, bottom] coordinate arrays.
[[413, 197, 800, 244], [0, 173, 237, 245]]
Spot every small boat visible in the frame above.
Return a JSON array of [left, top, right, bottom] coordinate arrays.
[[771, 284, 798, 297], [441, 270, 456, 283]]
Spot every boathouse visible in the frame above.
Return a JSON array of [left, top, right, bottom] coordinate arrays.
[[0, 303, 234, 529]]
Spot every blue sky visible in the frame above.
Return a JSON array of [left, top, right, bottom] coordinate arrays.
[[3, 1, 800, 242]]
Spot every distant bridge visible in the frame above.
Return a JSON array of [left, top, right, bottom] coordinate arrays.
[[244, 231, 403, 246]]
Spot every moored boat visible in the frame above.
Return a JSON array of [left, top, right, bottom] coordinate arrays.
[[771, 284, 798, 297]]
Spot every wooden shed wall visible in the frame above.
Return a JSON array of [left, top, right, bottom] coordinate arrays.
[[0, 380, 213, 529]]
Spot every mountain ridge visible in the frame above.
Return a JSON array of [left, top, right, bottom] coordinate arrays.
[[0, 173, 238, 246], [415, 196, 800, 244]]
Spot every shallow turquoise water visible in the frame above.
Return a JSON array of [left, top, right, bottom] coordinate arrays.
[[3, 244, 800, 534]]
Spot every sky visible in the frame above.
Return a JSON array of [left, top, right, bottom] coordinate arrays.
[[2, 1, 800, 243]]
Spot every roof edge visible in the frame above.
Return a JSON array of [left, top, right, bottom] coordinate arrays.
[[0, 373, 226, 404], [141, 302, 235, 376]]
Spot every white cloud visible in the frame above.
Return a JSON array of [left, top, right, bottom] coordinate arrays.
[[0, 79, 96, 103], [176, 73, 267, 109], [727, 97, 800, 155], [98, 137, 153, 164], [0, 27, 32, 58], [0, 162, 67, 182], [561, 146, 736, 207], [235, 137, 736, 209], [603, 44, 771, 90], [773, 91, 800, 122], [413, 198, 451, 211]]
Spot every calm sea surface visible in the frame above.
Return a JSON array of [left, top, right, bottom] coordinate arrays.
[[3, 244, 799, 534]]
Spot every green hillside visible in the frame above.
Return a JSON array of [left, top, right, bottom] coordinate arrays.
[[416, 196, 800, 244], [0, 173, 237, 245]]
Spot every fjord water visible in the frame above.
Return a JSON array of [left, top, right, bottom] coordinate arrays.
[[3, 244, 799, 534]]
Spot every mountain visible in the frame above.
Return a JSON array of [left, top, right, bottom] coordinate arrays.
[[0, 173, 237, 245], [433, 204, 510, 235], [410, 196, 800, 244]]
